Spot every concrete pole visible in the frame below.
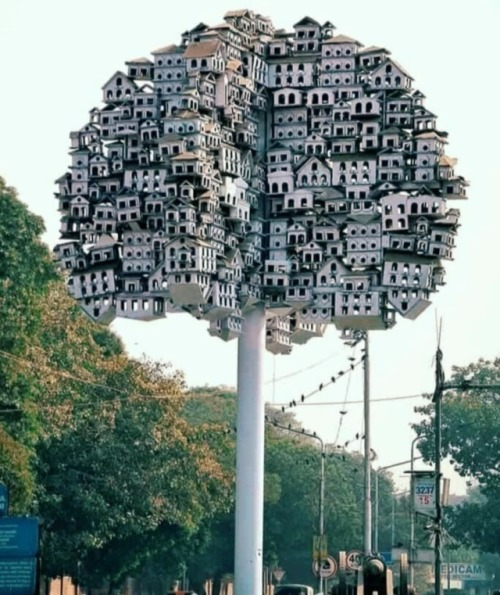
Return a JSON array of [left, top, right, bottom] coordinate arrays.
[[319, 443, 326, 595], [374, 471, 379, 553], [434, 348, 444, 595], [434, 388, 443, 595], [363, 332, 372, 555], [235, 304, 266, 595]]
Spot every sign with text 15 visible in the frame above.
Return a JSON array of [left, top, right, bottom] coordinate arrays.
[[413, 474, 435, 516]]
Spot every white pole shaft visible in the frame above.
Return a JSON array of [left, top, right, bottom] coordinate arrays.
[[374, 471, 379, 552], [363, 333, 372, 555], [235, 304, 266, 595], [319, 444, 325, 594]]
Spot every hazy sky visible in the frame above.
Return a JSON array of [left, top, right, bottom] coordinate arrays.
[[1, 0, 499, 495]]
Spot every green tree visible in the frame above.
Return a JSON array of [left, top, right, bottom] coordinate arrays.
[[35, 354, 233, 586], [181, 388, 397, 588], [0, 179, 234, 588], [412, 358, 500, 556], [0, 177, 57, 509]]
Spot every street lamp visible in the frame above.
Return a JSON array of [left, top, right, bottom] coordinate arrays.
[[374, 458, 420, 553], [266, 419, 326, 594], [409, 435, 425, 586]]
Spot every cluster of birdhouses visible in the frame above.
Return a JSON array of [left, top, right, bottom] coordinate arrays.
[[54, 10, 467, 353]]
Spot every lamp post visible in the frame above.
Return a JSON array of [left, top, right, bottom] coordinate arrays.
[[267, 419, 326, 594], [409, 435, 425, 586], [374, 458, 420, 553]]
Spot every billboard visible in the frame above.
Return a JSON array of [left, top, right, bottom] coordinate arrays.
[[441, 563, 488, 581]]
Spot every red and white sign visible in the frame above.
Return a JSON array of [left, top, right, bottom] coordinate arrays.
[[346, 550, 363, 571], [312, 556, 337, 578]]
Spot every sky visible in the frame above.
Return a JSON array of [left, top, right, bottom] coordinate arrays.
[[1, 0, 499, 497]]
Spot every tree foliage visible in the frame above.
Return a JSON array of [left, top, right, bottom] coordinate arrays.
[[181, 388, 397, 588], [0, 178, 233, 587], [412, 358, 500, 555], [0, 177, 57, 506]]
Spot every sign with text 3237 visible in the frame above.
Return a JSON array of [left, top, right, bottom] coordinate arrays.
[[413, 475, 435, 516]]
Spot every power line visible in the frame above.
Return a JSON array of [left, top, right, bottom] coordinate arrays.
[[264, 349, 344, 385], [332, 344, 359, 446], [272, 393, 427, 407], [279, 355, 365, 412]]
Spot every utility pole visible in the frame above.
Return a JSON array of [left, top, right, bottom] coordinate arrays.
[[432, 346, 445, 595], [363, 332, 372, 555], [430, 358, 500, 595]]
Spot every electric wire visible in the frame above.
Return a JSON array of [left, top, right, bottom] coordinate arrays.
[[272, 393, 427, 407], [332, 343, 358, 446], [279, 355, 365, 412], [0, 349, 451, 415], [264, 348, 344, 385]]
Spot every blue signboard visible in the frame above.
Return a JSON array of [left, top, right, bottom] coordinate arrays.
[[380, 551, 393, 564], [0, 518, 39, 558], [0, 558, 37, 595]]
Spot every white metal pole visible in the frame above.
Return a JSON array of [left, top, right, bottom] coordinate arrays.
[[235, 304, 266, 595], [319, 442, 325, 595], [374, 471, 379, 552], [363, 332, 372, 555]]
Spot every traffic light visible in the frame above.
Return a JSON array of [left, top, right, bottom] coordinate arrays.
[[361, 555, 392, 595]]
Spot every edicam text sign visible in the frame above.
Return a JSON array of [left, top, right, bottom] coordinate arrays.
[[441, 564, 488, 581]]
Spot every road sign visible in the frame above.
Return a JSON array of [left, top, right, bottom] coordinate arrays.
[[312, 534, 328, 562], [0, 518, 39, 558], [413, 473, 436, 517], [346, 550, 363, 571], [312, 556, 337, 579]]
